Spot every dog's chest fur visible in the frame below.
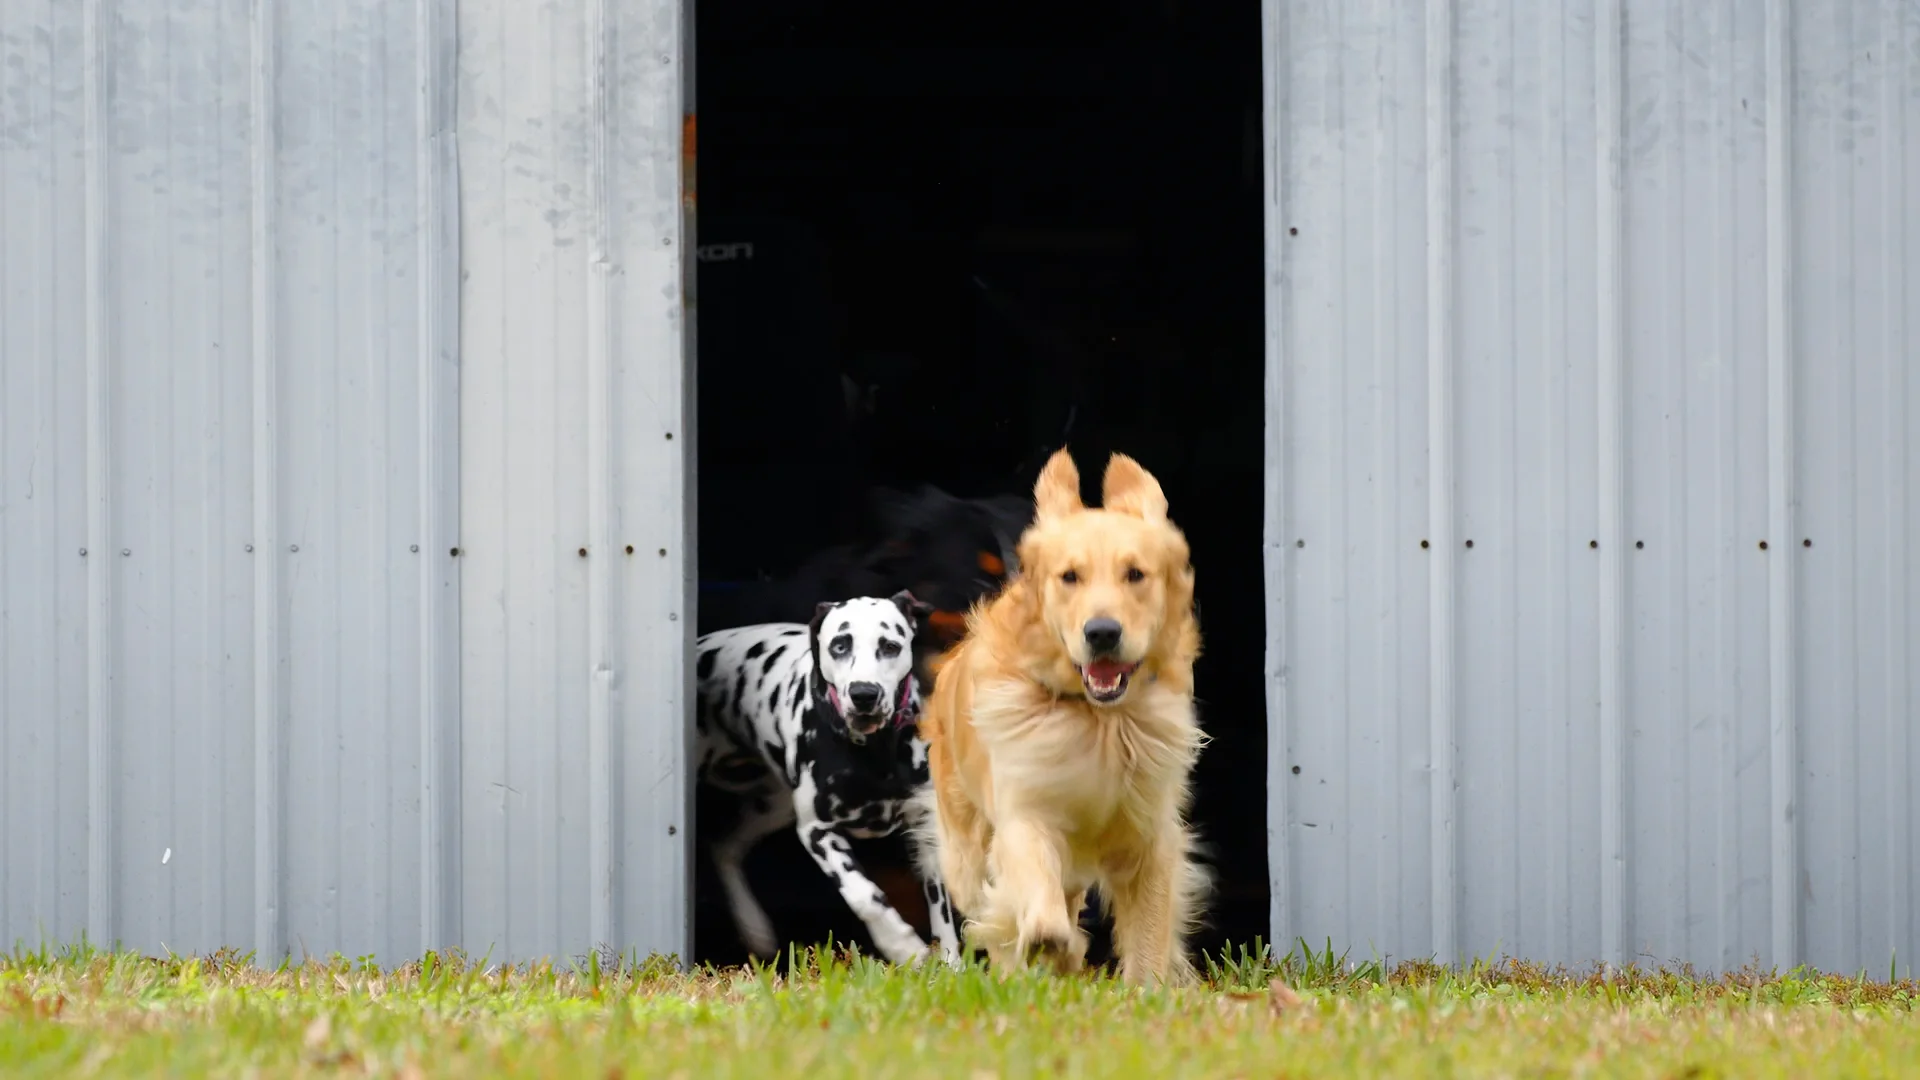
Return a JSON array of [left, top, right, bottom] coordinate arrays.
[[971, 674, 1201, 844], [801, 725, 929, 837]]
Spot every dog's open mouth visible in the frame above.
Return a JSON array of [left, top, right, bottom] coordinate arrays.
[[1077, 658, 1140, 703]]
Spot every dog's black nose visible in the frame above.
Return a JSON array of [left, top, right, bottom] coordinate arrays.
[[1083, 618, 1123, 655], [847, 681, 884, 712]]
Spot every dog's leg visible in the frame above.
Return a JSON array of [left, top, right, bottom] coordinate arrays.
[[794, 805, 931, 966], [927, 771, 991, 918], [921, 876, 965, 967], [978, 818, 1079, 975], [904, 787, 967, 968], [1060, 888, 1092, 970], [710, 789, 796, 961], [1106, 831, 1201, 987]]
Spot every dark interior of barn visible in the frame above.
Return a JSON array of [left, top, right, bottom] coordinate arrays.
[[690, 0, 1269, 969]]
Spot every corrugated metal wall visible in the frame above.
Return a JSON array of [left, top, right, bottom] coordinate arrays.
[[9, 0, 1916, 978], [0, 0, 689, 966], [455, 0, 691, 967], [1264, 0, 1920, 976]]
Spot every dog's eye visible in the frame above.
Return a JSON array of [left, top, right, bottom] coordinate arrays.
[[879, 640, 902, 658], [830, 637, 852, 658], [1060, 570, 1079, 585], [1126, 567, 1146, 583]]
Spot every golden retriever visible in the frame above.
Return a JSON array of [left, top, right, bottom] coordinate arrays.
[[914, 448, 1209, 986]]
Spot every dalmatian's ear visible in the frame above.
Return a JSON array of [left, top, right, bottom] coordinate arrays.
[[809, 601, 836, 639], [889, 589, 936, 627]]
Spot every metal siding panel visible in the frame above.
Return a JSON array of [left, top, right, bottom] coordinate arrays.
[[1275, 0, 1333, 954], [0, 0, 93, 950], [1619, 0, 1779, 970], [1334, 0, 1422, 964], [1791, 0, 1917, 978], [1766, 0, 1799, 970], [1725, 0, 1777, 969], [456, 0, 596, 964], [1842, 0, 1895, 982], [249, 0, 285, 967], [4, 0, 453, 964], [1888, 0, 1920, 983], [1275, 0, 1378, 959], [610, 0, 693, 964], [82, 0, 115, 947], [456, 0, 688, 965], [100, 0, 257, 957], [1269, 0, 1920, 973], [1595, 0, 1630, 971], [454, 0, 511, 957], [1455, 0, 1520, 968], [1453, 0, 1612, 973], [1422, 0, 1460, 970], [416, 0, 463, 958], [272, 0, 431, 963], [1622, 0, 1677, 968], [1259, 0, 1290, 958], [1522, 0, 1606, 970], [1270, 0, 1440, 965]]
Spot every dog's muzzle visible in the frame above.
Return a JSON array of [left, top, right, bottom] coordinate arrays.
[[829, 678, 919, 736]]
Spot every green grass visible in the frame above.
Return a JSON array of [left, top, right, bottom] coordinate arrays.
[[4, 938, 1919, 1078]]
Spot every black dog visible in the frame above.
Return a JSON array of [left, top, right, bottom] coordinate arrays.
[[699, 484, 1032, 668]]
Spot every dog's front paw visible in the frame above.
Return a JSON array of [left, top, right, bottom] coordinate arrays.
[[873, 925, 933, 967], [1023, 933, 1079, 974], [1016, 919, 1087, 976]]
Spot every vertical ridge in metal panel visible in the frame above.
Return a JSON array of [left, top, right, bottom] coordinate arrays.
[[1882, 0, 1912, 976], [678, 0, 702, 957], [1370, 0, 1403, 955], [585, 0, 620, 955], [1593, 0, 1628, 973], [1708, 0, 1737, 976], [1763, 0, 1798, 972], [1536, 0, 1572, 964], [82, 0, 114, 947], [417, 0, 462, 954], [1258, 0, 1292, 953], [1424, 0, 1458, 968], [250, 0, 286, 965]]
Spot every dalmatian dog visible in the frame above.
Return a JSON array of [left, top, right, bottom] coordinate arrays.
[[695, 590, 962, 967]]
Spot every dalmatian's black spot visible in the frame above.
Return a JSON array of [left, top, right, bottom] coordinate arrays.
[[693, 595, 960, 967]]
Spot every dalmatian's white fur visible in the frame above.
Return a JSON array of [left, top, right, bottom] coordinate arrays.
[[695, 591, 961, 966]]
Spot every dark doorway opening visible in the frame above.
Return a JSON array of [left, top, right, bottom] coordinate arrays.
[[691, 0, 1269, 969]]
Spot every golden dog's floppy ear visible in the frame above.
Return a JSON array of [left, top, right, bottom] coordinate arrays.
[[1100, 453, 1168, 522], [1032, 448, 1084, 522]]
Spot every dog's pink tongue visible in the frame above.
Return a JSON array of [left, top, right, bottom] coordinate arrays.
[[1086, 659, 1129, 683]]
